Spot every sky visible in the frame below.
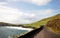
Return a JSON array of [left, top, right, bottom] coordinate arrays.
[[0, 0, 60, 24]]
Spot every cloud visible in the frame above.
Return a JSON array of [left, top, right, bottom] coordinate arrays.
[[37, 9, 53, 15], [0, 1, 56, 24], [28, 9, 54, 21], [0, 5, 57, 24], [0, 3, 55, 24], [0, 2, 7, 5], [6, 0, 52, 6], [0, 0, 59, 24], [7, 0, 14, 1], [0, 5, 35, 24], [31, 0, 52, 6]]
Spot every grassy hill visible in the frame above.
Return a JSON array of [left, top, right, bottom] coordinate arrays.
[[24, 14, 60, 28], [0, 14, 60, 29]]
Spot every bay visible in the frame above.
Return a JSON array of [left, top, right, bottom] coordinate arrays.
[[0, 26, 33, 38]]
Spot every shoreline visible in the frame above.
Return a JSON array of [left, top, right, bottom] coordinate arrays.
[[0, 26, 34, 31]]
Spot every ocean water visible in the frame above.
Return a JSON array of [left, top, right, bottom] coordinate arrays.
[[0, 26, 29, 38]]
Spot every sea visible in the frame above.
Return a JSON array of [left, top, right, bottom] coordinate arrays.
[[0, 26, 33, 38]]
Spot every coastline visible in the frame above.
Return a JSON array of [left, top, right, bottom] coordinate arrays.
[[1, 26, 34, 31]]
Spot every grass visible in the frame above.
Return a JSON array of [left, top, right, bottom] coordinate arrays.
[[24, 14, 60, 28]]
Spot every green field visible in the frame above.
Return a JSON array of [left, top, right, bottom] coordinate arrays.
[[24, 14, 60, 28]]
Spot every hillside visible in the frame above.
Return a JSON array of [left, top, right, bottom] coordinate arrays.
[[0, 22, 23, 27], [0, 14, 60, 29], [24, 14, 60, 28]]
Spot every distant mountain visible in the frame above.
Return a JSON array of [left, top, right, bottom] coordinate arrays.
[[0, 22, 23, 27], [25, 14, 60, 28], [0, 22, 14, 26]]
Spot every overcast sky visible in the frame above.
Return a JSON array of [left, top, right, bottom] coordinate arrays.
[[0, 0, 60, 24]]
